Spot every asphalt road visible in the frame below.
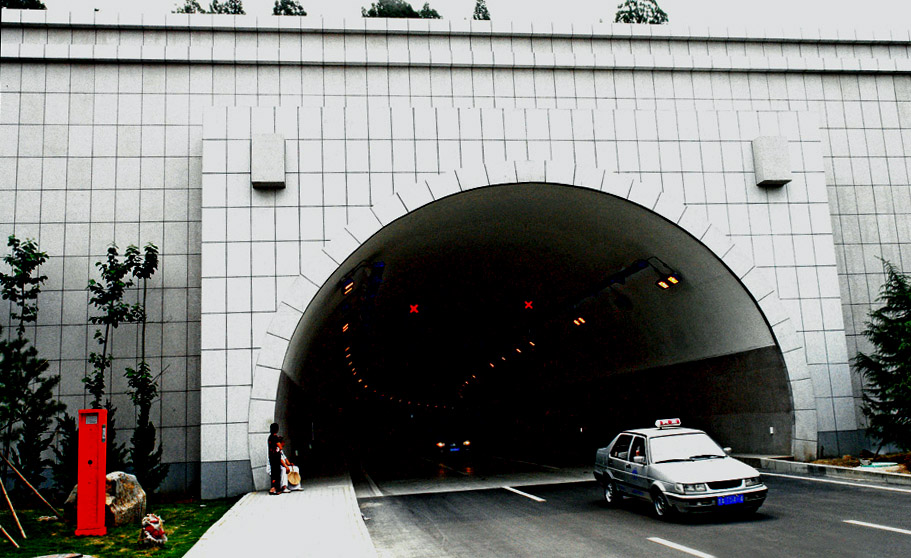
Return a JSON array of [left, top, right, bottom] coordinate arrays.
[[357, 458, 911, 558]]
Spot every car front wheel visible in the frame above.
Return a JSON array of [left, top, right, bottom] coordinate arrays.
[[603, 479, 621, 507], [651, 489, 675, 519]]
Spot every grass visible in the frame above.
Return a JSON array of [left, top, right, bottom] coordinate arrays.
[[812, 451, 911, 474], [0, 495, 239, 557]]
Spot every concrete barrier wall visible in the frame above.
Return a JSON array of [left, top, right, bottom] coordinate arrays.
[[760, 457, 911, 488]]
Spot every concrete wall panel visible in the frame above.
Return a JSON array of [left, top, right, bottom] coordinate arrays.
[[2, 10, 907, 495]]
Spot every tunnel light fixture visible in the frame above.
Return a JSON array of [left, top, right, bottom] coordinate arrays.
[[342, 323, 349, 333], [656, 274, 681, 290], [489, 363, 494, 368], [573, 317, 586, 326], [515, 348, 522, 353], [342, 279, 355, 296], [529, 341, 535, 346]]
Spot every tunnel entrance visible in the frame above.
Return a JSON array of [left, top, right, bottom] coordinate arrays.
[[274, 183, 793, 479]]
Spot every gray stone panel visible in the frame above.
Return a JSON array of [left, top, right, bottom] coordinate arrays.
[[227, 460, 254, 495], [200, 461, 227, 500]]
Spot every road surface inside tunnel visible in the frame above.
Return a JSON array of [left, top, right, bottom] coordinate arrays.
[[351, 446, 592, 498]]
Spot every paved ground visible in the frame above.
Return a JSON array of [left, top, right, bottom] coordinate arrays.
[[183, 454, 911, 557], [183, 474, 376, 558], [360, 474, 911, 558]]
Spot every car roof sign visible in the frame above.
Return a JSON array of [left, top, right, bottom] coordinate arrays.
[[655, 418, 681, 429]]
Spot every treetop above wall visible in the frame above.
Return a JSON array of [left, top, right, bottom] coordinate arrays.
[[3, 7, 910, 45]]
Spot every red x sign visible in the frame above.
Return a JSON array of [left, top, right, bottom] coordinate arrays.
[[410, 304, 419, 314], [524, 301, 533, 309]]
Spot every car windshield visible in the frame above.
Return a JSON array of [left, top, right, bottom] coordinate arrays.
[[650, 432, 726, 463]]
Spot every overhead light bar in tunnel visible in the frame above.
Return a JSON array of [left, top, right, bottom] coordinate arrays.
[[646, 257, 682, 290], [656, 273, 681, 289]]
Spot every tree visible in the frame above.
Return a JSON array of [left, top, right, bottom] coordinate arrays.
[[86, 245, 142, 409], [86, 244, 144, 472], [854, 260, 911, 453], [273, 0, 306, 16], [473, 0, 490, 20], [0, 0, 47, 9], [208, 0, 245, 14], [175, 0, 246, 14], [418, 2, 441, 18], [0, 235, 63, 490], [174, 0, 204, 13], [1, 236, 47, 338], [51, 413, 78, 496], [362, 0, 441, 18], [125, 244, 169, 493], [1, 330, 64, 489], [614, 0, 668, 24]]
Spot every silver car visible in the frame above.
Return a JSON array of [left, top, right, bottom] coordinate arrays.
[[593, 419, 767, 518]]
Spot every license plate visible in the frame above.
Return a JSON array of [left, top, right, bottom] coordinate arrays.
[[717, 494, 744, 506]]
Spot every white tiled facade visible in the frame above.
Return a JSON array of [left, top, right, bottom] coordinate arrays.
[[1, 10, 909, 497]]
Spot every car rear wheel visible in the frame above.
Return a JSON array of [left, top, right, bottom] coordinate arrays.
[[651, 489, 674, 520], [603, 479, 622, 507]]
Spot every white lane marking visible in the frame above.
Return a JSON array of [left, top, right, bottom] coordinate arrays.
[[363, 473, 383, 498], [648, 537, 715, 558], [489, 454, 561, 471], [844, 519, 911, 535], [763, 472, 911, 494], [503, 486, 546, 502]]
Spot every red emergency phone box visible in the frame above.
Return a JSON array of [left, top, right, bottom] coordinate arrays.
[[75, 409, 107, 536]]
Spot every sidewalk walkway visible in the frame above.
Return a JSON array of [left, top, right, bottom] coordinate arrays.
[[184, 474, 377, 558]]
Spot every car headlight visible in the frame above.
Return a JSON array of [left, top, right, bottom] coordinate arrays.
[[674, 483, 708, 493], [745, 476, 762, 487]]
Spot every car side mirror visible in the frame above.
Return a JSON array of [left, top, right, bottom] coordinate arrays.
[[633, 456, 646, 464], [723, 447, 732, 454]]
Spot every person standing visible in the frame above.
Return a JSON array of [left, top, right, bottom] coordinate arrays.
[[268, 423, 283, 495]]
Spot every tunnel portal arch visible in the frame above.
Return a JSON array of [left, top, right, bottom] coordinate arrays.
[[247, 161, 817, 490]]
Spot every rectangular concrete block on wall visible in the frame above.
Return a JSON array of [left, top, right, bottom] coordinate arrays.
[[250, 134, 285, 189]]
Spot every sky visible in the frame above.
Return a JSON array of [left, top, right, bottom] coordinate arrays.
[[38, 0, 911, 30]]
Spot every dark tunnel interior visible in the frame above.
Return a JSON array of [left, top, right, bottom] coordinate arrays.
[[275, 183, 794, 477]]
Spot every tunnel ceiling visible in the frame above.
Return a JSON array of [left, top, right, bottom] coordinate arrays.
[[285, 183, 776, 408]]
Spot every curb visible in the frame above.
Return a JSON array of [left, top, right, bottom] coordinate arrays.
[[758, 457, 911, 487]]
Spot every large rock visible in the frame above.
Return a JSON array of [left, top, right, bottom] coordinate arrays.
[[105, 472, 147, 526], [64, 471, 147, 527]]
